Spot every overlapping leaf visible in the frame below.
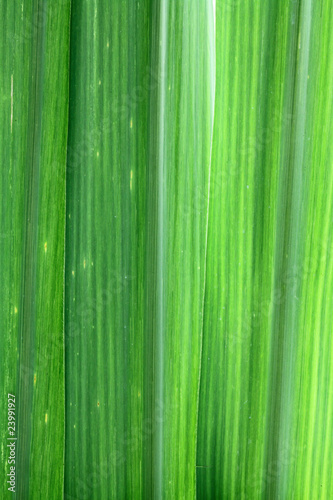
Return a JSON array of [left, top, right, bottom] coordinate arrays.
[[1, 1, 332, 499]]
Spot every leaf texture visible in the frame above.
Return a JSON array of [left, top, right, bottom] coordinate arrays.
[[0, 1, 71, 498], [65, 1, 214, 498], [197, 0, 333, 498], [1, 1, 332, 499]]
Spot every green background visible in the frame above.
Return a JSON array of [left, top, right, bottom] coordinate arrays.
[[0, 1, 332, 498]]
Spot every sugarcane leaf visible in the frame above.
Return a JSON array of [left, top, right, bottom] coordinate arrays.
[[197, 0, 333, 498], [0, 1, 71, 498], [65, 1, 215, 498]]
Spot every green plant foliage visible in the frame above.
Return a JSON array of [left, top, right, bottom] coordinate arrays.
[[0, 1, 71, 498], [64, 2, 151, 498], [197, 0, 333, 498], [65, 1, 214, 498], [144, 2, 215, 498], [1, 1, 332, 499]]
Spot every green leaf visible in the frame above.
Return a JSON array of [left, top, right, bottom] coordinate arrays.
[[197, 0, 333, 498], [144, 2, 215, 498], [1, 1, 332, 498], [64, 2, 151, 498], [0, 1, 71, 498], [65, 1, 214, 498]]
